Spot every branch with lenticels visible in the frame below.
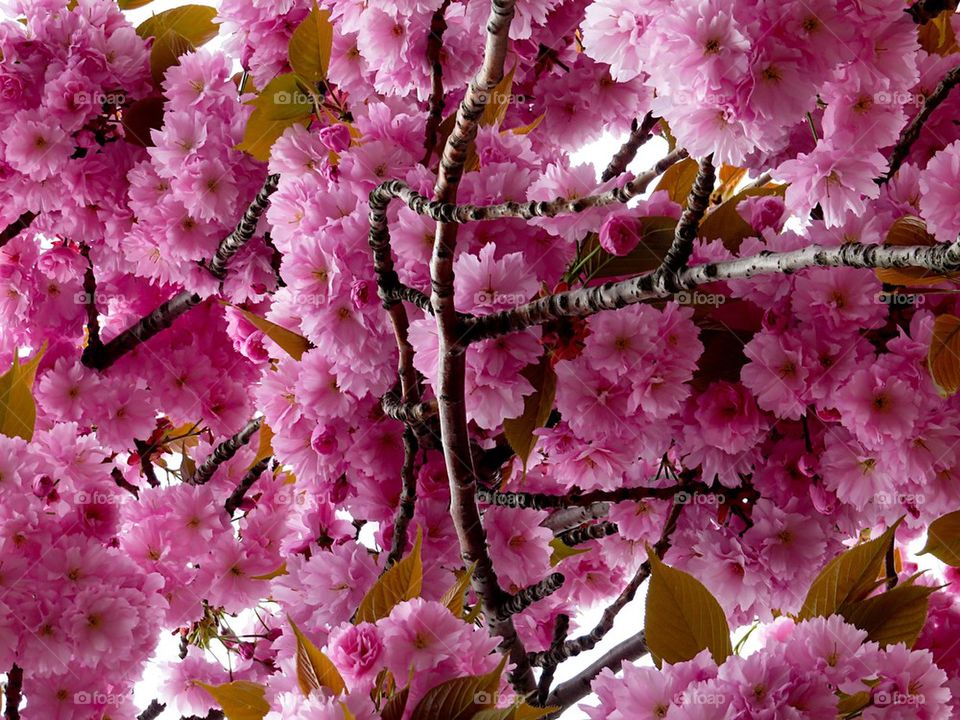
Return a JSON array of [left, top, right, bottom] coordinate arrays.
[[425, 0, 542, 695]]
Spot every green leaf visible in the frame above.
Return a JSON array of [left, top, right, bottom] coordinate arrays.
[[472, 705, 558, 720], [118, 0, 155, 10], [289, 618, 346, 697], [380, 686, 409, 720], [644, 546, 732, 666], [136, 5, 219, 84], [549, 538, 589, 566], [288, 2, 334, 85], [654, 157, 700, 206], [799, 519, 903, 620], [136, 4, 219, 42], [248, 73, 315, 120], [502, 356, 556, 472], [928, 315, 960, 398], [231, 305, 313, 360], [919, 510, 960, 565], [840, 581, 939, 649], [0, 344, 46, 441], [409, 656, 506, 720], [196, 681, 270, 720], [836, 691, 872, 715], [355, 528, 423, 623], [148, 27, 196, 85], [439, 564, 475, 619], [235, 106, 309, 162]]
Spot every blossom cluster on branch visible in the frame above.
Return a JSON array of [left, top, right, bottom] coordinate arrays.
[[3, 0, 960, 718]]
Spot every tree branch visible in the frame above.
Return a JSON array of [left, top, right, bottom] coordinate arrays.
[[540, 502, 610, 533], [536, 613, 569, 706], [4, 665, 21, 720], [883, 63, 960, 182], [467, 234, 960, 342], [421, 0, 453, 166], [384, 426, 419, 568], [0, 212, 36, 248], [493, 572, 565, 621], [600, 113, 659, 182], [369, 150, 687, 246], [207, 174, 280, 280], [381, 389, 437, 425], [189, 418, 262, 485], [428, 0, 538, 695], [137, 700, 166, 720], [556, 521, 618, 547], [529, 501, 683, 667], [224, 456, 271, 516], [79, 244, 104, 359], [651, 155, 715, 291], [82, 174, 279, 371], [544, 631, 649, 714], [906, 0, 959, 23]]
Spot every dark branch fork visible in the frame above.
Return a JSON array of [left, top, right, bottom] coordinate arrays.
[[81, 173, 280, 371]]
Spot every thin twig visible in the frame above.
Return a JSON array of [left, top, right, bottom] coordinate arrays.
[[528, 501, 683, 667], [601, 113, 658, 182], [82, 174, 279, 371], [883, 63, 960, 182], [493, 572, 565, 621], [190, 418, 262, 485], [544, 631, 649, 713], [651, 155, 715, 292], [536, 614, 570, 706], [224, 456, 271, 516], [384, 427, 419, 568], [4, 665, 21, 720], [137, 700, 166, 720], [420, 0, 453, 166]]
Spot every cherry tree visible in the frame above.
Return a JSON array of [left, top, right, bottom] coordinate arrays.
[[4, 0, 960, 717]]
